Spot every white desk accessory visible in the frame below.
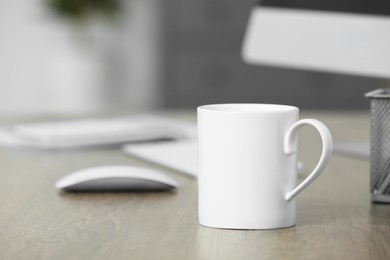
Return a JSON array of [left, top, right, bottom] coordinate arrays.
[[333, 142, 369, 160], [55, 165, 178, 192], [0, 115, 196, 149]]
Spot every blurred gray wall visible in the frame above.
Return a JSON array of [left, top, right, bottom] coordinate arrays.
[[102, 0, 164, 111], [0, 0, 110, 115], [0, 0, 164, 115], [0, 0, 388, 116]]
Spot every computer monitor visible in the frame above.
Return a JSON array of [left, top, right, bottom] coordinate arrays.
[[242, 0, 390, 78]]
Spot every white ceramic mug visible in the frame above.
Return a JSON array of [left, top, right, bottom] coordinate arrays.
[[197, 104, 333, 229]]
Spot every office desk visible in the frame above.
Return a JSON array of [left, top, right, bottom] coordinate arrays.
[[1, 111, 390, 260]]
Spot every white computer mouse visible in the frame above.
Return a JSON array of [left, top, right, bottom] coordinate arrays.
[[55, 165, 179, 192]]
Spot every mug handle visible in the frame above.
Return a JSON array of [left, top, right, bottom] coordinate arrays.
[[284, 119, 333, 201]]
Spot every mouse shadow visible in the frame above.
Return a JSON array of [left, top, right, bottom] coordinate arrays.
[[56, 188, 178, 201]]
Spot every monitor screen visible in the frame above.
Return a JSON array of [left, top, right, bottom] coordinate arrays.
[[259, 0, 390, 16], [242, 0, 390, 78]]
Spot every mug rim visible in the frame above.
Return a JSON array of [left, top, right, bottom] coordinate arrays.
[[197, 103, 298, 113]]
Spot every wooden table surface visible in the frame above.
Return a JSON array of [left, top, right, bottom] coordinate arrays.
[[1, 111, 390, 260]]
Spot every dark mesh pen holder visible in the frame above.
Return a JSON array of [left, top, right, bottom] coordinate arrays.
[[366, 88, 390, 203]]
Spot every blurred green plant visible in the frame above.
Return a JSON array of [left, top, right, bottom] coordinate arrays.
[[45, 0, 121, 22]]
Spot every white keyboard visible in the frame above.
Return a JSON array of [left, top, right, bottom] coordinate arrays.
[[1, 116, 196, 149]]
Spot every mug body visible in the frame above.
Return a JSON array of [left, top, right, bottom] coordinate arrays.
[[198, 104, 299, 229]]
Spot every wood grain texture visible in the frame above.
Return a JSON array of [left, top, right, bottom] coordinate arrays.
[[1, 111, 390, 260]]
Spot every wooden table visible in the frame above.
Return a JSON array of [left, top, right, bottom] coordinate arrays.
[[1, 111, 390, 260]]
